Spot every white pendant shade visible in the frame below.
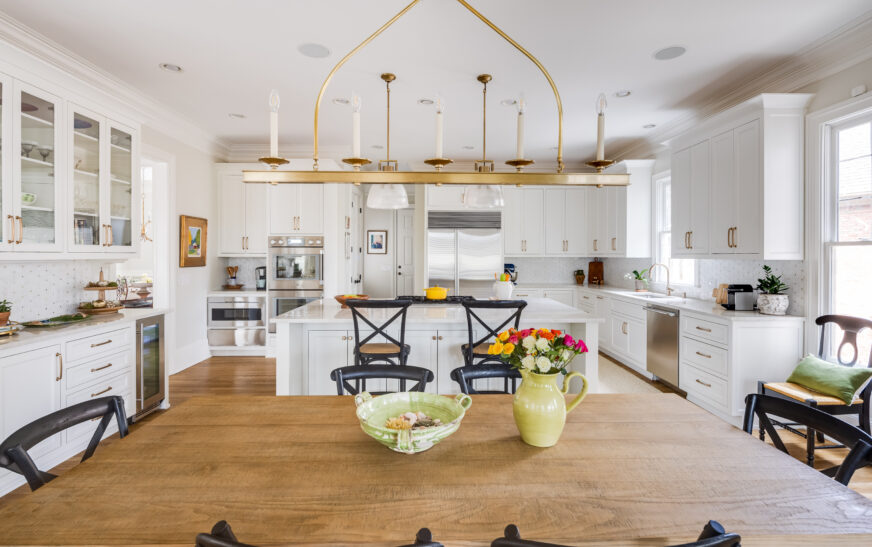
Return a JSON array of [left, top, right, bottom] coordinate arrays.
[[463, 185, 504, 208], [367, 184, 409, 209]]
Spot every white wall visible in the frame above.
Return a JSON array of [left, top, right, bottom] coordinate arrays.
[[798, 57, 872, 114], [362, 206, 396, 298]]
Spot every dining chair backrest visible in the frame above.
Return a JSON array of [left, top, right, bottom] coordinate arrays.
[[743, 393, 872, 486], [397, 528, 444, 547], [196, 521, 257, 547], [491, 521, 740, 547], [347, 299, 413, 360], [462, 300, 527, 363], [330, 365, 434, 395], [451, 363, 522, 394], [816, 314, 872, 367], [0, 395, 128, 492]]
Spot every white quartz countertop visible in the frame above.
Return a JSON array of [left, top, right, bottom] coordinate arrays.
[[0, 308, 167, 354], [275, 297, 600, 325], [514, 283, 582, 289], [208, 289, 267, 297]]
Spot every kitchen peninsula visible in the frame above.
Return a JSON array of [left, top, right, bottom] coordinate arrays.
[[274, 298, 601, 396]]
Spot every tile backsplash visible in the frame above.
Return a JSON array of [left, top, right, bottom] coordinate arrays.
[[217, 257, 266, 288], [509, 258, 588, 285], [0, 261, 114, 322]]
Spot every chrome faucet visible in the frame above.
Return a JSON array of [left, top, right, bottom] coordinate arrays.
[[647, 263, 674, 296]]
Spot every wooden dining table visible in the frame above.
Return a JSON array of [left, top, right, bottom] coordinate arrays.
[[2, 393, 872, 546]]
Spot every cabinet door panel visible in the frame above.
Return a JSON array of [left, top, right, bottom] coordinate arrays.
[[244, 183, 267, 254], [307, 331, 347, 395], [108, 124, 136, 250], [689, 140, 710, 254], [70, 107, 103, 251], [544, 189, 566, 254], [269, 184, 298, 234], [522, 188, 545, 255], [502, 187, 523, 255], [609, 316, 629, 356], [587, 188, 607, 255], [543, 289, 574, 307], [405, 331, 438, 393], [565, 189, 587, 255], [607, 187, 625, 255], [436, 331, 468, 395], [219, 174, 246, 254], [734, 119, 762, 254], [671, 148, 692, 256], [627, 317, 647, 369], [709, 130, 735, 254], [298, 185, 323, 234]]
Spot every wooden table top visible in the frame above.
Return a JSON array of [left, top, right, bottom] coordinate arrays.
[[2, 394, 872, 546]]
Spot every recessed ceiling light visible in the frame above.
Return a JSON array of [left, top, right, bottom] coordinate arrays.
[[500, 99, 517, 107], [653, 46, 686, 61], [297, 43, 331, 58], [372, 144, 384, 149], [417, 98, 434, 105], [228, 113, 246, 119], [158, 62, 182, 73], [615, 90, 632, 98], [643, 123, 656, 129], [332, 98, 350, 105], [462, 145, 475, 150]]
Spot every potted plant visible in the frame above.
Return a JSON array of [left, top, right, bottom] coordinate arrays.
[[624, 269, 649, 292], [0, 300, 11, 326], [574, 269, 585, 285], [756, 265, 789, 315], [489, 328, 589, 447]]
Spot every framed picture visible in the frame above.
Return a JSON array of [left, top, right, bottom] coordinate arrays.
[[367, 230, 387, 254], [180, 215, 208, 267]]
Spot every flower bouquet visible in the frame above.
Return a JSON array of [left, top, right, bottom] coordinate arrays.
[[487, 328, 588, 374]]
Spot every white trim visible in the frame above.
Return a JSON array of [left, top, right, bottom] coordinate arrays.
[[173, 339, 211, 375]]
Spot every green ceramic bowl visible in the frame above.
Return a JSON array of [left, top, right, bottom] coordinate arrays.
[[354, 391, 472, 454]]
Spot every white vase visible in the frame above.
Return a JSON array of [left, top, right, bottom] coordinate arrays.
[[493, 281, 514, 299], [757, 293, 789, 315]]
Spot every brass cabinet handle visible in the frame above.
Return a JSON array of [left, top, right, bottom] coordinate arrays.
[[684, 231, 689, 249], [345, 216, 351, 229], [596, 296, 604, 300], [91, 363, 113, 372], [91, 339, 113, 348], [107, 224, 113, 246], [688, 231, 693, 250], [341, 336, 347, 341], [91, 386, 112, 397], [732, 226, 738, 248], [695, 326, 712, 333], [55, 353, 63, 381], [432, 335, 437, 340], [611, 237, 616, 251], [6, 215, 14, 244], [593, 239, 598, 251], [695, 378, 712, 388], [695, 351, 712, 359], [438, 335, 444, 340], [621, 321, 628, 335], [726, 227, 731, 248], [582, 296, 590, 300], [16, 216, 23, 244]]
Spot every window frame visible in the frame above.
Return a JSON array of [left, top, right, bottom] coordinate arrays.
[[651, 171, 697, 288]]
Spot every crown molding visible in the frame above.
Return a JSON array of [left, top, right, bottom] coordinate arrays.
[[611, 10, 872, 161], [0, 11, 230, 159]]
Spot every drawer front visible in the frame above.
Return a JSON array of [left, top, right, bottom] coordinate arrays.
[[513, 288, 544, 299], [681, 315, 728, 346], [66, 350, 132, 392], [681, 337, 727, 378], [66, 327, 132, 363], [577, 301, 594, 314], [65, 371, 132, 444], [680, 362, 728, 410], [611, 299, 646, 321]]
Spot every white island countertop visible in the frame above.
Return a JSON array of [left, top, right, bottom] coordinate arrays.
[[275, 297, 602, 326]]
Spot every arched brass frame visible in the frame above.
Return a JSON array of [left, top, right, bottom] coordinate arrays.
[[312, 0, 565, 173]]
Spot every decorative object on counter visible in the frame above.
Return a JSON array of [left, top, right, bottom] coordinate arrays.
[[493, 278, 514, 300], [423, 285, 449, 300], [489, 328, 589, 447], [722, 284, 755, 311], [354, 391, 472, 454], [334, 294, 369, 309], [0, 299, 11, 327], [504, 263, 518, 283], [588, 259, 604, 285], [78, 300, 123, 315], [756, 265, 789, 315], [0, 321, 23, 338], [223, 266, 243, 290], [574, 269, 585, 285], [625, 269, 649, 292], [179, 215, 207, 267], [23, 313, 91, 328], [367, 230, 388, 254], [712, 283, 729, 305], [255, 266, 267, 290], [84, 269, 120, 304]]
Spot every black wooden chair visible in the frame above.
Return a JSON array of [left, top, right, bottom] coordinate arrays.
[[196, 521, 442, 547], [398, 527, 444, 547], [758, 314, 872, 465], [347, 299, 413, 368], [0, 396, 128, 492], [451, 363, 522, 394], [492, 521, 740, 547], [330, 364, 434, 395], [744, 393, 872, 486], [460, 300, 527, 368]]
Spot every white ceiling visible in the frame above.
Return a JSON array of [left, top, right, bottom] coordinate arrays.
[[0, 0, 870, 167]]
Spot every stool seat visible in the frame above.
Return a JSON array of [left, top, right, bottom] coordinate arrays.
[[461, 342, 492, 356], [764, 382, 860, 406], [358, 343, 410, 355]]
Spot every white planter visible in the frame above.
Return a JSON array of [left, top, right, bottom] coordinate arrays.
[[757, 293, 789, 315], [493, 281, 514, 300]]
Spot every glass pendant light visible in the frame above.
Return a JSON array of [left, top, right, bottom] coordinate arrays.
[[367, 73, 410, 209], [463, 74, 503, 208]]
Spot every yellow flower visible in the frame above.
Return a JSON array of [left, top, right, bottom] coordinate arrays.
[[488, 341, 503, 355], [498, 331, 510, 342], [502, 342, 515, 355]]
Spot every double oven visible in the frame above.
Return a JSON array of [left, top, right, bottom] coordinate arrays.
[[268, 235, 324, 333]]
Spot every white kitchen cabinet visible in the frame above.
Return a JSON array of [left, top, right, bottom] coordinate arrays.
[[671, 140, 710, 256], [217, 170, 267, 256], [512, 287, 544, 299], [543, 288, 574, 307], [503, 187, 544, 255], [426, 186, 465, 211], [544, 188, 587, 255], [307, 330, 349, 395], [607, 301, 646, 371], [269, 184, 324, 235], [586, 187, 607, 255]]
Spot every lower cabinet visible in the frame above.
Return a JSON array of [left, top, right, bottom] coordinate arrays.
[[607, 309, 646, 372], [543, 288, 574, 307]]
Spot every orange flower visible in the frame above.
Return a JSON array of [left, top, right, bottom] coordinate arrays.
[[541, 331, 555, 341], [552, 329, 562, 336], [502, 342, 516, 355]]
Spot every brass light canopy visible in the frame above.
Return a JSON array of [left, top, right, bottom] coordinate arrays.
[[243, 0, 629, 188]]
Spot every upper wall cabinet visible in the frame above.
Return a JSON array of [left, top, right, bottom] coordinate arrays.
[[217, 165, 268, 257], [503, 187, 545, 255], [669, 93, 812, 260], [269, 184, 324, 235]]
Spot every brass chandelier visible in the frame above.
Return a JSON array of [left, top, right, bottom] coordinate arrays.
[[243, 0, 626, 188]]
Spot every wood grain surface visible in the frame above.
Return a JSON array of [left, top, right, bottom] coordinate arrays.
[[1, 393, 871, 546]]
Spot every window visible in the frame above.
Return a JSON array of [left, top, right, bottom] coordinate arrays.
[[826, 117, 872, 360], [653, 174, 695, 285]]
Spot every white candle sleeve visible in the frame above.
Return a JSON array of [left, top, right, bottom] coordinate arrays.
[[270, 112, 278, 158], [516, 111, 525, 159], [435, 111, 443, 158], [352, 111, 361, 158], [596, 113, 605, 161]]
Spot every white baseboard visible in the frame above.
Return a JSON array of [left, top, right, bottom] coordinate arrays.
[[172, 338, 211, 375]]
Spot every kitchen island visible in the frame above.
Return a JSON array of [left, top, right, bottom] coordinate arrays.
[[274, 297, 601, 395]]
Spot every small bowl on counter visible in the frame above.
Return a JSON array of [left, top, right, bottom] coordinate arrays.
[[334, 294, 369, 309]]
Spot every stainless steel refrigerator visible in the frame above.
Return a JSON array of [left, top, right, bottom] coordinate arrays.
[[427, 211, 503, 298]]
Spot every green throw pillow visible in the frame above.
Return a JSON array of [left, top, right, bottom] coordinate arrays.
[[787, 354, 872, 404]]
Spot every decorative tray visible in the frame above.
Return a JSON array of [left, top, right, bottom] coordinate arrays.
[[77, 306, 124, 316], [222, 284, 244, 290], [23, 313, 92, 328], [0, 321, 24, 336]]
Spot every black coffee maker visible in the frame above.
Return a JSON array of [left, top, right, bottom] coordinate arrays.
[[255, 266, 267, 291]]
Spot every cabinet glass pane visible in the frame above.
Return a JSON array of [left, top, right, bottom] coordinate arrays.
[[73, 112, 101, 246], [20, 91, 55, 245], [141, 323, 161, 400], [110, 127, 132, 246], [837, 122, 872, 242], [0, 81, 3, 244]]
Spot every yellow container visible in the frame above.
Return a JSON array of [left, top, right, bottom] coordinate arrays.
[[512, 369, 588, 447], [422, 286, 450, 300]]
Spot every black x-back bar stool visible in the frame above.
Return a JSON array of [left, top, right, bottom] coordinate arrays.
[[460, 300, 527, 367], [346, 299, 413, 368]]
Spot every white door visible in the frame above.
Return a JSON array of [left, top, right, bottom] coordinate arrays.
[[219, 174, 246, 255], [688, 140, 710, 254], [522, 188, 545, 255], [350, 188, 364, 293], [544, 189, 566, 254], [307, 331, 348, 395], [436, 330, 468, 394], [395, 209, 415, 295], [670, 147, 692, 256], [734, 119, 762, 255], [244, 183, 268, 254], [564, 188, 587, 255], [269, 184, 298, 234], [709, 129, 735, 254], [298, 185, 324, 234], [502, 187, 523, 255]]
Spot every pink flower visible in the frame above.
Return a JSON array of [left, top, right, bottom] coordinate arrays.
[[575, 339, 588, 353], [508, 336, 519, 344], [519, 329, 533, 338], [563, 334, 575, 347]]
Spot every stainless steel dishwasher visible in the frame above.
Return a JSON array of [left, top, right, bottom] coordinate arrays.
[[645, 305, 680, 389]]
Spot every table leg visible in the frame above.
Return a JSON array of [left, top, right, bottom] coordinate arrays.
[[276, 322, 304, 396]]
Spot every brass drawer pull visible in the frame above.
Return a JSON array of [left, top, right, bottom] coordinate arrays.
[[91, 386, 112, 397], [695, 326, 712, 333], [91, 363, 114, 372], [611, 237, 616, 251], [695, 351, 711, 359], [695, 378, 712, 388], [91, 339, 113, 348], [621, 321, 628, 335], [55, 353, 63, 381], [596, 296, 604, 300], [582, 296, 590, 300]]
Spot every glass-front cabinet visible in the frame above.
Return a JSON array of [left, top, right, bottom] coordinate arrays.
[[109, 124, 135, 249]]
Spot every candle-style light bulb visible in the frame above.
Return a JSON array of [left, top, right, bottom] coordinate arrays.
[[269, 89, 280, 158], [352, 93, 361, 158], [595, 92, 607, 161], [435, 97, 444, 159], [516, 96, 526, 159]]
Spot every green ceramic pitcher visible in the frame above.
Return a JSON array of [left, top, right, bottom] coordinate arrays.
[[513, 369, 588, 447]]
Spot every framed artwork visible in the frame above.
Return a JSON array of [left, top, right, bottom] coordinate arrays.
[[367, 230, 387, 254], [180, 215, 208, 267]]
